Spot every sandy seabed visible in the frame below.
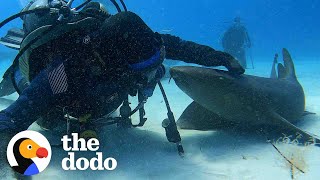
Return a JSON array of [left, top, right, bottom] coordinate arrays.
[[0, 57, 319, 180]]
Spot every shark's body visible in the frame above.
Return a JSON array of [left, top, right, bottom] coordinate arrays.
[[170, 49, 319, 145]]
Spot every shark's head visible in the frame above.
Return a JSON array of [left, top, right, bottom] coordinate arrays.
[[170, 66, 243, 114], [170, 66, 238, 92]]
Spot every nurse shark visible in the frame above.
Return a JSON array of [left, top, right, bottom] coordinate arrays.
[[170, 49, 319, 146]]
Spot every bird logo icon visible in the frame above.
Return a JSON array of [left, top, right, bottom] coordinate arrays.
[[7, 130, 52, 176]]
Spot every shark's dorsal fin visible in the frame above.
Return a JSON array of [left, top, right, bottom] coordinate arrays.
[[282, 48, 297, 79], [277, 63, 286, 79], [270, 54, 278, 78]]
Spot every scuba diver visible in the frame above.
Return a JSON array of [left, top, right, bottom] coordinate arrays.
[[222, 16, 251, 68], [0, 0, 244, 177]]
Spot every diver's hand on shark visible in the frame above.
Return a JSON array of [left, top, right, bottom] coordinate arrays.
[[202, 52, 245, 75], [224, 55, 245, 75], [212, 52, 245, 75]]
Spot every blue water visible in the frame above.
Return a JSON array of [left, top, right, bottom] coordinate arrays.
[[126, 0, 320, 58], [1, 0, 320, 59]]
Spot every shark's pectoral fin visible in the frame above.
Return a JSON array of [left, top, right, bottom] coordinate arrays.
[[303, 111, 316, 116], [267, 111, 320, 147], [177, 101, 235, 131]]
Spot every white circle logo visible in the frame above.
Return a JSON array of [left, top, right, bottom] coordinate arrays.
[[7, 130, 52, 176]]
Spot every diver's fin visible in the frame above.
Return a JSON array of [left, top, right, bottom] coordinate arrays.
[[0, 81, 15, 97], [267, 111, 320, 147], [0, 66, 17, 97], [277, 63, 286, 79], [177, 101, 234, 131], [0, 28, 25, 50], [0, 97, 15, 106], [303, 111, 316, 116], [282, 48, 297, 79], [270, 53, 278, 78]]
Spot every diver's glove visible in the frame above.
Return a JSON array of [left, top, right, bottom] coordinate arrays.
[[204, 51, 245, 75], [223, 53, 245, 75]]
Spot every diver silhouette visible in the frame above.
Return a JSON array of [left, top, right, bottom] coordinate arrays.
[[222, 17, 251, 68]]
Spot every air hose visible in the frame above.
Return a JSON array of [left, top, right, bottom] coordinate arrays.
[[158, 82, 184, 156]]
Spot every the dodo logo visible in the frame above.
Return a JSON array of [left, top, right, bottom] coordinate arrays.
[[7, 130, 51, 176]]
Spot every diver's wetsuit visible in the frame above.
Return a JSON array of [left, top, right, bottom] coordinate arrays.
[[0, 11, 244, 132]]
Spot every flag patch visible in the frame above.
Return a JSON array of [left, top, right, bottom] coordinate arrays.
[[47, 63, 68, 94]]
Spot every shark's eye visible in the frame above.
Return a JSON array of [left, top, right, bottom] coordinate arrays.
[[27, 145, 32, 150]]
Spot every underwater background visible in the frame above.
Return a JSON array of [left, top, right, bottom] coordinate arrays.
[[0, 0, 320, 179], [1, 0, 320, 59]]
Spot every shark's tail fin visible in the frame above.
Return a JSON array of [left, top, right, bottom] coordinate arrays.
[[281, 48, 297, 79]]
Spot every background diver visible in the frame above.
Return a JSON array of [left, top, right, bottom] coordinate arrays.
[[0, 0, 244, 176], [222, 16, 251, 68]]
